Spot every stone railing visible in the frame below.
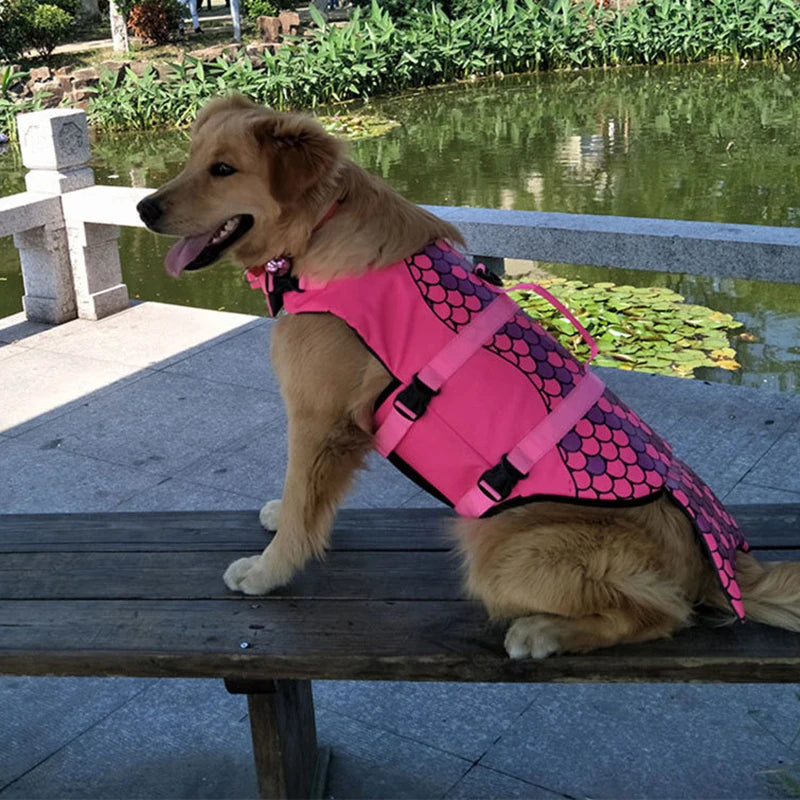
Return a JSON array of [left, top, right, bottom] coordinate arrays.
[[4, 108, 137, 323], [2, 107, 800, 325]]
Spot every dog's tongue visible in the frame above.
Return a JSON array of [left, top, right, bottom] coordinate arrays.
[[164, 232, 214, 277]]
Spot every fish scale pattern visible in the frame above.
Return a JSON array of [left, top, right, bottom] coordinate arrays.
[[404, 240, 748, 618]]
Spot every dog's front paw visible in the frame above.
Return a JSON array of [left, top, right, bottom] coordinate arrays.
[[259, 499, 281, 531], [504, 615, 562, 659], [223, 555, 280, 595]]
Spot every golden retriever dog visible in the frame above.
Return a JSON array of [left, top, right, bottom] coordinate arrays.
[[138, 94, 800, 658]]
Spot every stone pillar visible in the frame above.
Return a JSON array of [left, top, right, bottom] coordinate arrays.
[[66, 223, 129, 320], [13, 223, 76, 324], [13, 109, 89, 324], [109, 0, 129, 53], [16, 108, 129, 321], [18, 108, 94, 194], [230, 0, 242, 43]]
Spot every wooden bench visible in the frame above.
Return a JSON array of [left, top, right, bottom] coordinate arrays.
[[2, 505, 800, 798]]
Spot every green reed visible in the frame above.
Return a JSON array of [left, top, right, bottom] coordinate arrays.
[[85, 0, 800, 131]]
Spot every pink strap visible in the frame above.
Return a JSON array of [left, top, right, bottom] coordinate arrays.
[[505, 282, 598, 364], [419, 293, 518, 389], [374, 293, 517, 457], [455, 371, 606, 517], [246, 265, 267, 294]]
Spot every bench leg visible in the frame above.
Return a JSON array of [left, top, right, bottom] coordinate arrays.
[[224, 678, 328, 800]]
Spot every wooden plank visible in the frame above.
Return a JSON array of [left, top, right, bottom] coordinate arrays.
[[727, 504, 800, 548], [0, 505, 797, 553], [0, 509, 452, 553], [0, 551, 462, 601], [2, 599, 800, 683]]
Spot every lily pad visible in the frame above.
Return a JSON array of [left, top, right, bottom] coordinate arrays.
[[507, 278, 744, 380], [317, 113, 401, 140]]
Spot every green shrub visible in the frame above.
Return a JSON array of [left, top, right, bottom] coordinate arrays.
[[48, 0, 79, 15], [243, 0, 277, 19], [126, 0, 182, 43], [1, 67, 47, 140], [86, 0, 800, 131], [350, 0, 416, 18], [0, 0, 37, 61], [0, 0, 75, 60], [29, 3, 74, 57]]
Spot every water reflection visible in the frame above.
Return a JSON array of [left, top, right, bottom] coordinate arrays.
[[1, 62, 799, 389]]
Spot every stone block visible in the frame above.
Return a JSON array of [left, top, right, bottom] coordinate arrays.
[[257, 15, 281, 42], [127, 60, 149, 76], [70, 222, 122, 249], [30, 80, 65, 108], [69, 91, 93, 109], [13, 222, 77, 324], [28, 66, 52, 82], [13, 223, 64, 250], [16, 108, 91, 171], [71, 67, 99, 82], [21, 294, 76, 325], [187, 45, 227, 61], [0, 193, 62, 238], [64, 219, 129, 319], [68, 236, 123, 293], [25, 165, 94, 194], [279, 9, 300, 34], [77, 283, 130, 320]]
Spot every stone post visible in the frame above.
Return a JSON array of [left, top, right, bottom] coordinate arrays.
[[230, 0, 242, 43], [12, 223, 76, 324], [13, 109, 89, 324], [109, 0, 129, 53], [66, 222, 129, 320], [16, 108, 129, 321]]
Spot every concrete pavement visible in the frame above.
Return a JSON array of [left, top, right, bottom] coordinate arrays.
[[2, 302, 800, 799]]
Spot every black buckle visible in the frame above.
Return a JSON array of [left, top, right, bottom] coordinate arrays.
[[267, 273, 300, 316], [478, 454, 526, 502], [476, 266, 503, 286], [394, 374, 439, 421]]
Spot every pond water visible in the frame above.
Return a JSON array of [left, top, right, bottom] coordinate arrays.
[[2, 61, 800, 389]]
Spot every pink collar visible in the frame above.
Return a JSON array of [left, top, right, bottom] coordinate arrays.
[[244, 201, 340, 315]]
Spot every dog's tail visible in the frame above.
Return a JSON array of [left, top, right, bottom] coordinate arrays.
[[705, 552, 800, 631]]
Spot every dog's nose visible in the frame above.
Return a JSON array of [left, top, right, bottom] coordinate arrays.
[[137, 196, 163, 228]]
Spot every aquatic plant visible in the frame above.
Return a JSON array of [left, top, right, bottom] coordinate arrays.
[[508, 278, 743, 379], [84, 0, 800, 130], [0, 67, 48, 142], [316, 113, 401, 139]]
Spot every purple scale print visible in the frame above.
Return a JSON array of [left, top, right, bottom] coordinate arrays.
[[405, 242, 583, 408], [404, 241, 748, 618]]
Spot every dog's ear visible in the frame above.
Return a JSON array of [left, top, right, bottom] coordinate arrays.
[[193, 94, 257, 136], [253, 113, 345, 204]]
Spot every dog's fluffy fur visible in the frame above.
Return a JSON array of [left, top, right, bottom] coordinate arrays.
[[141, 95, 800, 657]]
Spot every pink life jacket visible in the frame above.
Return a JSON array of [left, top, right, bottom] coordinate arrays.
[[247, 240, 749, 619]]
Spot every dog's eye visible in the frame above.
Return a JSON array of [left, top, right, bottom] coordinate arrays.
[[209, 162, 237, 177]]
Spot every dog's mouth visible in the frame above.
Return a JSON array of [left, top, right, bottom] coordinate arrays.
[[164, 214, 254, 277]]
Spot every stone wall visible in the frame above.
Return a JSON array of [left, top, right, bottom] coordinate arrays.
[[14, 42, 275, 110], [11, 9, 313, 110]]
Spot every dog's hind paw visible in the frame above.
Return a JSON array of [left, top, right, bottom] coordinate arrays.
[[504, 615, 562, 659], [259, 499, 281, 531]]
